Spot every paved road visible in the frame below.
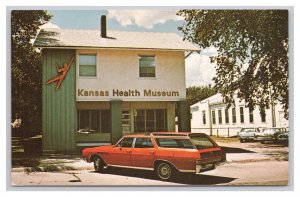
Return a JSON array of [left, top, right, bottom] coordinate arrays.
[[11, 160, 288, 186], [10, 141, 289, 186]]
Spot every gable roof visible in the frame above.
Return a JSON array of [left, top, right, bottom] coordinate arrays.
[[190, 93, 224, 108], [34, 28, 200, 51]]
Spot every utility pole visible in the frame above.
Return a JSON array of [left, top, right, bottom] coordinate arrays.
[[208, 99, 213, 136]]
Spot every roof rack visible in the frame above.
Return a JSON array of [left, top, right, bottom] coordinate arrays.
[[151, 133, 189, 136]]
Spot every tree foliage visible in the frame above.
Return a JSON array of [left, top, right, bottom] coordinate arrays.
[[11, 10, 52, 135], [178, 10, 289, 118], [186, 85, 217, 106]]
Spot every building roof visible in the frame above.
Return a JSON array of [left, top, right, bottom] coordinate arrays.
[[34, 28, 200, 51], [191, 93, 224, 108]]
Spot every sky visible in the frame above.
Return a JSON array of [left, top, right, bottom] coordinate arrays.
[[46, 9, 217, 87]]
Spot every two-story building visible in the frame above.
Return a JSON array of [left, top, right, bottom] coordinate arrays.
[[34, 16, 199, 151], [190, 93, 289, 137]]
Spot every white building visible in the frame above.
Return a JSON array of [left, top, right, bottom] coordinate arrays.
[[35, 15, 198, 151], [190, 93, 289, 137]]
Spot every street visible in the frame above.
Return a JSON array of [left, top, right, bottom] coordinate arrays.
[[11, 140, 289, 186]]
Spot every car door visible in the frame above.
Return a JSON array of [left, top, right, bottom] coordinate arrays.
[[130, 137, 155, 169], [105, 137, 134, 166]]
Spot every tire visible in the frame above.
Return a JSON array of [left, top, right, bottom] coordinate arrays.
[[156, 162, 174, 181], [240, 139, 244, 143], [94, 156, 106, 173]]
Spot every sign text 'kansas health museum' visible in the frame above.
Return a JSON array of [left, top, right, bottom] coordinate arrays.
[[77, 89, 180, 97]]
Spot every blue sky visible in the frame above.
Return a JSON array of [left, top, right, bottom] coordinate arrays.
[[46, 9, 217, 87], [49, 10, 184, 34]]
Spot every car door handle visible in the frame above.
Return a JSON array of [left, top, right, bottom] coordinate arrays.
[[126, 150, 132, 153], [149, 151, 155, 155]]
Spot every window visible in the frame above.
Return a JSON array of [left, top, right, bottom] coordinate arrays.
[[261, 108, 266, 123], [154, 138, 195, 149], [79, 54, 96, 76], [117, 137, 134, 148], [134, 109, 167, 132], [240, 107, 244, 123], [232, 108, 236, 124], [218, 109, 222, 124], [134, 138, 154, 148], [212, 110, 216, 124], [77, 110, 111, 133], [139, 56, 155, 77], [225, 109, 229, 124], [202, 111, 206, 125], [249, 109, 254, 123], [190, 136, 216, 149]]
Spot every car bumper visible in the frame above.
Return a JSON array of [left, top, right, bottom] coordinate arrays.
[[194, 157, 225, 174]]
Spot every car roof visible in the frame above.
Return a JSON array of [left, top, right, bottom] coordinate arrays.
[[122, 132, 208, 138]]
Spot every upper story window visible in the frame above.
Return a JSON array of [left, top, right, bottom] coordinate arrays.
[[139, 56, 155, 77], [79, 54, 97, 77]]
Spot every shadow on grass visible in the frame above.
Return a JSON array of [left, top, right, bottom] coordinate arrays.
[[91, 167, 236, 185]]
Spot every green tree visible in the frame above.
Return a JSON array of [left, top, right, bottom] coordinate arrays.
[[11, 10, 52, 136], [178, 10, 288, 118], [186, 85, 217, 106]]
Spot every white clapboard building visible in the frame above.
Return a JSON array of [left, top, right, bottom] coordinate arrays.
[[190, 93, 289, 137]]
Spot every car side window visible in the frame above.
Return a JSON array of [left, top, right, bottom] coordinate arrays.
[[117, 137, 134, 148], [134, 138, 154, 148]]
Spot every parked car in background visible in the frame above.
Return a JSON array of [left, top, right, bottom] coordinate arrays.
[[237, 127, 264, 143], [82, 132, 226, 181], [256, 128, 288, 144]]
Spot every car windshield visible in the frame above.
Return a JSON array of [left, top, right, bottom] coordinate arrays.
[[154, 138, 195, 149], [189, 135, 216, 150], [241, 128, 255, 132]]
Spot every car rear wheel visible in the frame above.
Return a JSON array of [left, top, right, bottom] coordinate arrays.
[[157, 162, 174, 181], [94, 156, 106, 173]]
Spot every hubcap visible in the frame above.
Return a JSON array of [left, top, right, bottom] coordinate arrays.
[[158, 163, 171, 179]]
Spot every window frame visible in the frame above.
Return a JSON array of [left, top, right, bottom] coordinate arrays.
[[202, 110, 206, 125], [78, 53, 97, 77], [133, 137, 154, 148], [218, 109, 222, 125], [261, 108, 266, 123], [249, 109, 254, 123], [232, 108, 237, 124], [77, 109, 111, 134], [212, 110, 216, 125], [116, 137, 135, 148], [138, 55, 156, 78], [134, 109, 167, 133], [225, 108, 230, 124], [240, 106, 244, 123]]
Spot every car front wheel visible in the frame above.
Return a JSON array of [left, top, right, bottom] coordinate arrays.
[[157, 162, 174, 181], [94, 156, 106, 173]]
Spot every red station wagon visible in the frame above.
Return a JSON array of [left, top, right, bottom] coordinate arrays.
[[82, 132, 226, 181]]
